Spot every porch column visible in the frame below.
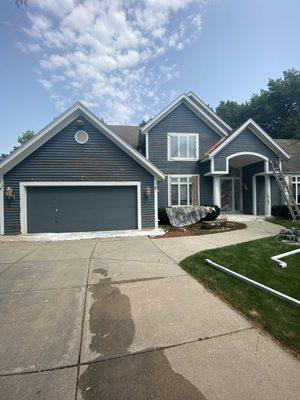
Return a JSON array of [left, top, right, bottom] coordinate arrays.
[[213, 175, 221, 207], [265, 175, 271, 216]]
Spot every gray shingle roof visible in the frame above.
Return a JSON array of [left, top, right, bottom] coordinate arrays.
[[109, 125, 144, 151], [275, 139, 300, 173]]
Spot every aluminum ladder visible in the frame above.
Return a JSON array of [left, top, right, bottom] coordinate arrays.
[[270, 161, 300, 221]]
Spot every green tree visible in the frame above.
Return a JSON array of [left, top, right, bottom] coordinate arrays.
[[216, 69, 300, 139], [17, 130, 35, 145], [0, 130, 35, 162]]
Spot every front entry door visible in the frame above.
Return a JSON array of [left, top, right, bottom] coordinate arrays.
[[221, 178, 241, 212]]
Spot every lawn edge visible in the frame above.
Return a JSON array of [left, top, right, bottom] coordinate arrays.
[[179, 241, 300, 360]]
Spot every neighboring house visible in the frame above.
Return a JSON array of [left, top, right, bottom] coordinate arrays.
[[0, 92, 293, 235], [275, 139, 300, 204]]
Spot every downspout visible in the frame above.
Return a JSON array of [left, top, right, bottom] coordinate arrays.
[[205, 259, 300, 307], [271, 248, 300, 268]]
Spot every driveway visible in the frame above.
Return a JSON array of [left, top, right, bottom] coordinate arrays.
[[0, 223, 299, 399]]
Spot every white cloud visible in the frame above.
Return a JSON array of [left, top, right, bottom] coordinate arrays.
[[20, 0, 206, 123]]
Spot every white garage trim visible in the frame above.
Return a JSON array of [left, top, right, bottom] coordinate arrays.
[[20, 181, 142, 234]]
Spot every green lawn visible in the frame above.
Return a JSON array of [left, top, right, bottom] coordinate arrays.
[[180, 236, 300, 355], [266, 217, 300, 229]]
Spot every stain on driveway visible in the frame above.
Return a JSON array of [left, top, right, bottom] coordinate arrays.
[[78, 269, 207, 400]]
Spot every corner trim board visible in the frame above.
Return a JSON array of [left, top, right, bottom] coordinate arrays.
[[0, 176, 4, 235]]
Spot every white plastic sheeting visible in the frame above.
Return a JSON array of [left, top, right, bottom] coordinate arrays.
[[166, 206, 214, 228]]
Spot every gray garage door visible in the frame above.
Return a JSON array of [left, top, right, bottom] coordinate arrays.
[[26, 186, 138, 233]]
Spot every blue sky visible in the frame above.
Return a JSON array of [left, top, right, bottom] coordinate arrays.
[[0, 0, 299, 154]]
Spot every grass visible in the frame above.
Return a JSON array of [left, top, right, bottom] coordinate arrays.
[[157, 221, 246, 238], [180, 236, 300, 356], [266, 217, 300, 229]]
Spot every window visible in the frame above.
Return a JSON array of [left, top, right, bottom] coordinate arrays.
[[168, 133, 199, 160], [169, 175, 199, 206], [291, 176, 300, 204]]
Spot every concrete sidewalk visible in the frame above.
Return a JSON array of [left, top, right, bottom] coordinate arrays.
[[154, 219, 281, 262], [0, 221, 298, 400]]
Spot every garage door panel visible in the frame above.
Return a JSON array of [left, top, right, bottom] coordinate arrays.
[[26, 186, 138, 233]]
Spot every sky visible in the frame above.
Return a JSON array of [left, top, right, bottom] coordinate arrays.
[[0, 0, 299, 154]]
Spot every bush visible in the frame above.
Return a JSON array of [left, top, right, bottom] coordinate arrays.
[[201, 205, 221, 221], [271, 205, 291, 219], [158, 207, 170, 225]]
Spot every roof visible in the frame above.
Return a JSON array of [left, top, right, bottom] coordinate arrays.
[[275, 139, 300, 173], [186, 91, 233, 133], [0, 102, 165, 181], [109, 125, 141, 150], [141, 94, 229, 137], [204, 119, 290, 160]]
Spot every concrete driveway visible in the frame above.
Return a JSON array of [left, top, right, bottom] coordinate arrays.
[[0, 225, 299, 399]]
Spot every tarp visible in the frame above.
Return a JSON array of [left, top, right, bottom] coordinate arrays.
[[166, 206, 214, 228]]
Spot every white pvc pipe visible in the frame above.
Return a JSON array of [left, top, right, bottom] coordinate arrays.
[[205, 259, 300, 307], [271, 248, 300, 268]]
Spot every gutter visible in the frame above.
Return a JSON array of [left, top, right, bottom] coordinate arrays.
[[271, 248, 300, 268], [205, 259, 300, 307]]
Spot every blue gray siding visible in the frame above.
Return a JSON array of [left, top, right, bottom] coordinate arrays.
[[148, 102, 220, 207], [214, 128, 280, 171], [4, 117, 155, 234]]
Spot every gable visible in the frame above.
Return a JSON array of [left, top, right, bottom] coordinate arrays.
[[142, 94, 228, 137], [0, 103, 164, 180], [149, 102, 220, 156], [208, 119, 290, 161], [213, 127, 280, 171], [4, 117, 154, 180]]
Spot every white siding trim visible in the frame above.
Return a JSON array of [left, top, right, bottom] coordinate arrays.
[[252, 175, 257, 216], [19, 181, 143, 234], [209, 152, 270, 175], [145, 131, 149, 159], [154, 177, 158, 228], [186, 91, 233, 132], [0, 176, 4, 235], [265, 175, 271, 217]]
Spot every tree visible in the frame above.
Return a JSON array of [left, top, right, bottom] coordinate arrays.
[[215, 69, 300, 139], [0, 130, 35, 162], [17, 130, 35, 145]]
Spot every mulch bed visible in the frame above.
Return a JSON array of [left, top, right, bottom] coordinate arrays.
[[152, 221, 246, 239]]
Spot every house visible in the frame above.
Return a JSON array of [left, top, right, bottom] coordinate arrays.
[[274, 139, 300, 204], [0, 92, 293, 235]]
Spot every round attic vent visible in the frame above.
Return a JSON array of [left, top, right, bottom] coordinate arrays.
[[75, 130, 89, 144]]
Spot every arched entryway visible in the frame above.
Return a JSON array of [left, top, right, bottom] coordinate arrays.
[[213, 152, 272, 216]]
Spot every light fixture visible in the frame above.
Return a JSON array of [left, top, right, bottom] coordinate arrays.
[[145, 186, 151, 197], [5, 186, 15, 200], [243, 183, 249, 191]]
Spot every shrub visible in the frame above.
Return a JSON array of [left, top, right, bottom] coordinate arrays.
[[271, 205, 291, 219], [201, 205, 221, 221], [158, 207, 170, 225]]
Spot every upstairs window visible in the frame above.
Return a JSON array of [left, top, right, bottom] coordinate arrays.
[[168, 133, 199, 161]]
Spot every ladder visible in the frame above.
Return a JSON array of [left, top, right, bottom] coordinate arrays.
[[270, 161, 300, 221]]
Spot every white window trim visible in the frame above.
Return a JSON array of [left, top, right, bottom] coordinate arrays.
[[167, 174, 200, 207], [290, 175, 300, 205], [19, 181, 142, 234], [167, 133, 199, 161]]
